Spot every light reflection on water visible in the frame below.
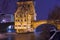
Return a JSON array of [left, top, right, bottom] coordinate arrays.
[[0, 33, 35, 40], [0, 32, 50, 40], [0, 33, 15, 40], [7, 34, 15, 40]]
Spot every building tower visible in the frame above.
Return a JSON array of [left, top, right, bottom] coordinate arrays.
[[14, 0, 36, 33]]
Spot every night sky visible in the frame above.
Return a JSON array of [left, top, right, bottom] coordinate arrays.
[[0, 0, 60, 20]]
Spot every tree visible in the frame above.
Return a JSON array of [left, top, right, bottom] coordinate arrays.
[[48, 7, 60, 20]]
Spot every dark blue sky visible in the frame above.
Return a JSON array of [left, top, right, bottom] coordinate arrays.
[[0, 0, 60, 20], [35, 0, 60, 20]]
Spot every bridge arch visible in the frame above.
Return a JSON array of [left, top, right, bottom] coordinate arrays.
[[34, 24, 57, 32], [34, 24, 57, 40]]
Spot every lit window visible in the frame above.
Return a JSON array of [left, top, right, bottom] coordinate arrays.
[[18, 25, 21, 27], [20, 15, 22, 17], [15, 25, 17, 27], [15, 20, 17, 22], [24, 14, 26, 17], [31, 25, 33, 27], [24, 25, 26, 27], [24, 19, 26, 21], [18, 20, 19, 22], [21, 20, 22, 21]]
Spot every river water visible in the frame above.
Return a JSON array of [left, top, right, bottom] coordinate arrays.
[[0, 33, 35, 40]]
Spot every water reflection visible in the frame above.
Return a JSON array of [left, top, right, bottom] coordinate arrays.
[[0, 24, 58, 40], [0, 32, 59, 40], [0, 33, 35, 40], [7, 34, 15, 40]]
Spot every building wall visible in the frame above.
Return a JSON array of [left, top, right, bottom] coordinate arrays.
[[14, 1, 36, 33]]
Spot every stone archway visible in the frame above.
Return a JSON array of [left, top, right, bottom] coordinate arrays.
[[34, 24, 57, 40]]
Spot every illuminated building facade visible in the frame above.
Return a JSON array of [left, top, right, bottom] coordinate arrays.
[[14, 0, 37, 33], [14, 0, 60, 33]]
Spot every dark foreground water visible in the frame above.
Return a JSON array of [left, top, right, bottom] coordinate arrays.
[[0, 32, 60, 40], [0, 33, 35, 40]]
